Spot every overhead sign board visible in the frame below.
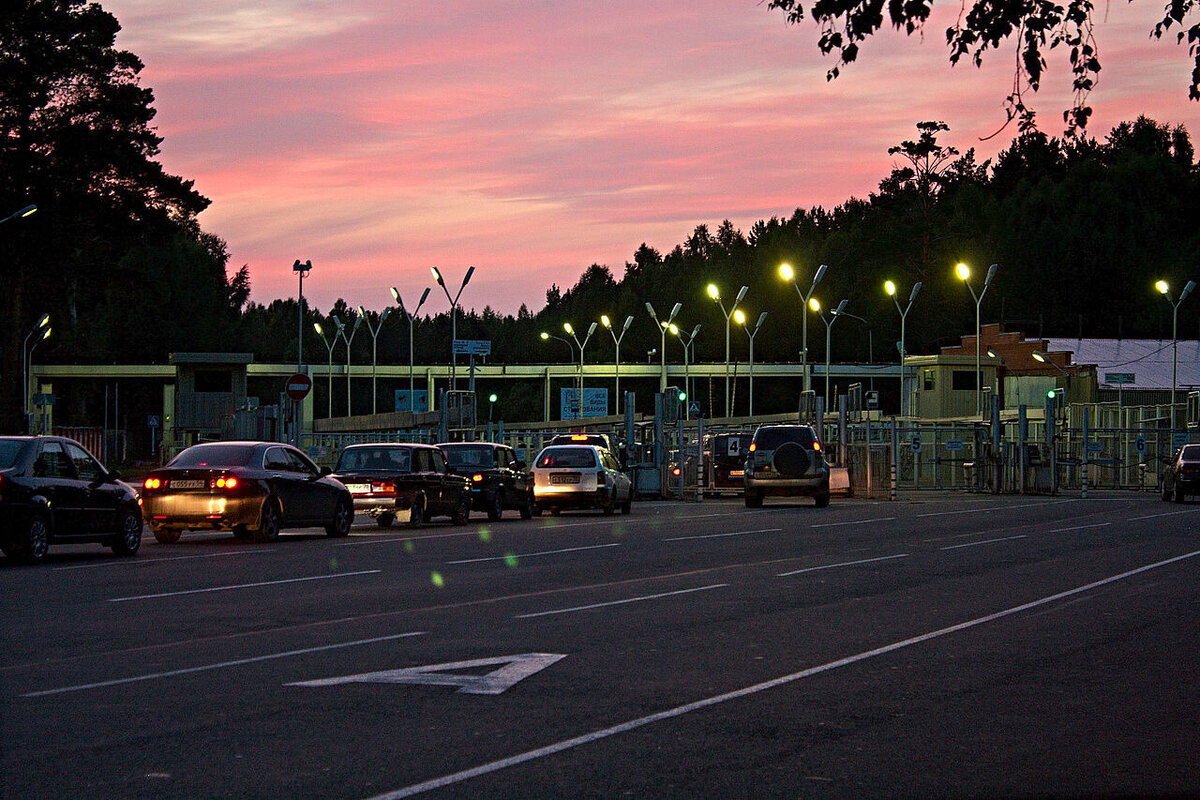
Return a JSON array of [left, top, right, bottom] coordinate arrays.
[[561, 388, 608, 418], [1104, 372, 1135, 385], [452, 339, 491, 356], [394, 390, 429, 413]]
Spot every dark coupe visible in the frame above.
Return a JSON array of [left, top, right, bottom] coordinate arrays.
[[141, 442, 352, 543], [330, 443, 470, 527], [0, 435, 143, 564], [438, 442, 534, 520]]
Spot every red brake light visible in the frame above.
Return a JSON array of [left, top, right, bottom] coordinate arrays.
[[813, 442, 822, 451], [144, 477, 161, 489], [571, 435, 588, 441], [749, 443, 756, 452], [215, 476, 239, 489], [472, 474, 483, 482], [371, 480, 395, 494], [672, 467, 681, 476]]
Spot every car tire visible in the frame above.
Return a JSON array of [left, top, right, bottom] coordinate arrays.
[[409, 494, 426, 528], [602, 491, 616, 516], [532, 503, 543, 517], [1175, 486, 1186, 504], [325, 496, 353, 537], [253, 500, 282, 543], [452, 493, 471, 526], [154, 527, 182, 544], [19, 512, 51, 564], [550, 507, 562, 516], [232, 524, 252, 540], [744, 490, 763, 509], [487, 491, 504, 521], [1162, 484, 1172, 501], [620, 495, 632, 515], [814, 491, 830, 508], [519, 493, 534, 519], [110, 509, 143, 556], [377, 511, 395, 528]]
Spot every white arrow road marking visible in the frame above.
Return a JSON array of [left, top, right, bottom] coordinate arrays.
[[288, 653, 566, 695]]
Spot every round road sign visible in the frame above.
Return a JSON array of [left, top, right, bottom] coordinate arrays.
[[285, 372, 312, 401]]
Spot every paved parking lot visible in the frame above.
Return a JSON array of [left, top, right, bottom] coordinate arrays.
[[3, 492, 1199, 798]]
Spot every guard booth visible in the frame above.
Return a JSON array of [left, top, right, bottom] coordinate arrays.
[[168, 353, 253, 449]]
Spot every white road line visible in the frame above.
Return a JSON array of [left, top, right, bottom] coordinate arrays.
[[20, 631, 425, 698], [811, 516, 896, 529], [1048, 522, 1111, 534], [514, 584, 728, 619], [917, 501, 1065, 518], [665, 528, 782, 542], [53, 549, 278, 570], [940, 535, 1028, 551], [1128, 508, 1200, 521], [777, 553, 909, 577], [448, 543, 620, 565], [367, 549, 1200, 800], [107, 570, 381, 602]]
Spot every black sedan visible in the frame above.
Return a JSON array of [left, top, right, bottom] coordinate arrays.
[[141, 442, 352, 543], [438, 441, 534, 520], [330, 443, 470, 527], [1162, 443, 1200, 503], [0, 435, 143, 564]]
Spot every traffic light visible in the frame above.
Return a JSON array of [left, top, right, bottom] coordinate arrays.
[[677, 391, 687, 402], [1046, 389, 1056, 400]]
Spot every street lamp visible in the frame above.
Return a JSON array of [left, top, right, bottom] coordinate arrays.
[[884, 279, 922, 416], [563, 321, 599, 417], [292, 259, 312, 372], [313, 322, 337, 418], [0, 204, 36, 225], [601, 314, 634, 415], [668, 322, 701, 417], [358, 304, 392, 415], [956, 261, 999, 417], [540, 331, 577, 419], [779, 262, 828, 393], [332, 313, 364, 416], [431, 265, 475, 391], [810, 297, 847, 410], [734, 309, 768, 416], [22, 315, 50, 433], [391, 286, 432, 412], [644, 302, 682, 392], [1156, 279, 1197, 431], [707, 283, 749, 418]]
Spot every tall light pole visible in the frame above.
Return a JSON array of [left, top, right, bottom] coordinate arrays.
[[431, 265, 475, 391], [779, 263, 828, 393], [292, 259, 312, 372], [26, 327, 51, 434], [885, 279, 922, 416], [540, 331, 577, 419], [358, 304, 392, 415], [668, 323, 701, 417], [0, 204, 36, 225], [1156, 278, 1197, 431], [314, 322, 337, 418], [391, 286, 432, 412], [735, 309, 768, 416], [333, 313, 364, 416], [563, 321, 598, 417], [601, 314, 634, 415], [707, 283, 748, 418], [22, 315, 50, 433], [810, 297, 847, 410], [644, 301, 681, 392], [956, 261, 998, 417]]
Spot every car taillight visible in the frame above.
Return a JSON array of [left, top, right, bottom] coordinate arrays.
[[472, 474, 483, 482], [144, 477, 162, 489], [749, 443, 756, 452], [671, 467, 681, 476], [215, 476, 239, 490], [813, 441, 822, 451], [598, 472, 607, 485], [371, 480, 395, 494]]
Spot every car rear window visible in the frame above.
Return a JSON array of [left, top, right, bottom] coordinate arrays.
[[536, 447, 597, 468], [753, 427, 816, 450], [169, 445, 257, 468], [1181, 444, 1200, 460], [0, 439, 27, 469], [336, 447, 412, 472], [441, 445, 492, 468]]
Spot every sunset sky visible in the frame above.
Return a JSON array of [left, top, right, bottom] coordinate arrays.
[[103, 0, 1196, 315]]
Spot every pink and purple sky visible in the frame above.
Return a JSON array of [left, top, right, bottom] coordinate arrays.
[[104, 0, 1195, 315]]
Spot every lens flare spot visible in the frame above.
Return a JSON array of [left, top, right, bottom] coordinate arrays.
[[504, 553, 519, 568], [329, 557, 339, 571], [431, 571, 445, 588], [404, 539, 416, 553], [478, 529, 492, 543]]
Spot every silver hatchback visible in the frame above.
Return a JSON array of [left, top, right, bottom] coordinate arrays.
[[531, 445, 632, 516]]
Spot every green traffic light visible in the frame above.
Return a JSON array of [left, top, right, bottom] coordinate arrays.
[[1047, 389, 1056, 399], [488, 393, 497, 403], [678, 392, 687, 402]]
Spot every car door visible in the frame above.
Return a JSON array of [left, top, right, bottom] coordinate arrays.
[[263, 446, 307, 524], [286, 447, 334, 521], [64, 441, 121, 533], [33, 441, 86, 535], [429, 448, 454, 514], [411, 449, 438, 511]]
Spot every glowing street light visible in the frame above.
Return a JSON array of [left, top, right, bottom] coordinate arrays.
[[391, 286, 432, 412], [0, 204, 36, 225], [645, 302, 682, 392], [563, 321, 599, 417], [601, 314, 635, 415], [668, 322, 701, 417], [332, 312, 364, 416], [810, 297, 848, 410], [708, 282, 749, 418], [734, 308, 768, 416], [884, 278, 922, 416], [779, 262, 828, 393], [358, 304, 393, 415], [313, 321, 337, 418], [431, 265, 475, 390], [540, 331, 577, 419], [1155, 278, 1196, 430], [956, 261, 998, 417], [22, 313, 50, 432]]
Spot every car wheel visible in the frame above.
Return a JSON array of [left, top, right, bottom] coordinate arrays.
[[602, 491, 616, 516], [532, 503, 543, 517], [814, 491, 830, 508], [409, 494, 426, 528], [253, 500, 282, 543], [377, 511, 395, 528], [519, 492, 534, 519], [154, 527, 182, 544], [452, 492, 471, 526], [620, 495, 632, 515], [487, 491, 504, 521], [232, 524, 252, 540], [1175, 486, 1186, 504], [325, 496, 353, 537], [111, 509, 143, 556], [550, 507, 562, 516], [744, 490, 763, 509], [19, 512, 51, 564], [1162, 484, 1172, 501]]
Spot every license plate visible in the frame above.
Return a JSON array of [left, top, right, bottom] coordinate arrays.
[[345, 483, 371, 493], [550, 473, 580, 485], [170, 479, 206, 489], [730, 470, 744, 477]]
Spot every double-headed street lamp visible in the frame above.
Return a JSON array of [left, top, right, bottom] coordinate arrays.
[[668, 322, 701, 417], [707, 283, 748, 418], [779, 263, 828, 392], [956, 261, 998, 417], [357, 305, 392, 415], [332, 313, 364, 415], [313, 322, 338, 418], [540, 331, 577, 419], [733, 309, 767, 417], [809, 297, 847, 410], [1155, 278, 1197, 430], [601, 314, 634, 415], [644, 302, 682, 392], [391, 286, 432, 412], [22, 313, 50, 432], [884, 279, 922, 416], [431, 265, 475, 391], [563, 321, 598, 416]]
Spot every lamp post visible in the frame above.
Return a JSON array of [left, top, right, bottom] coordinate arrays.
[[563, 321, 598, 417], [391, 286, 432, 412], [0, 204, 36, 225], [707, 283, 749, 418], [540, 331, 577, 419], [26, 327, 51, 434], [644, 302, 681, 392], [884, 279, 922, 416], [779, 262, 828, 393], [431, 265, 475, 391], [313, 322, 337, 418], [332, 313, 363, 416], [22, 314, 50, 433], [292, 259, 312, 371], [986, 347, 1010, 406], [1156, 279, 1197, 432], [733, 309, 767, 417], [358, 305, 392, 415], [810, 297, 847, 410], [956, 261, 999, 417], [668, 322, 701, 417], [601, 314, 634, 415]]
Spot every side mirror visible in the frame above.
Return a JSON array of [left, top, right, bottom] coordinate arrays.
[[319, 466, 332, 476], [107, 469, 122, 483]]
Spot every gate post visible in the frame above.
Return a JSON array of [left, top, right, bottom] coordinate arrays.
[[1081, 406, 1089, 499], [890, 418, 898, 502]]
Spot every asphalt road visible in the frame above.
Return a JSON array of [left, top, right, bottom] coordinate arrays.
[[3, 492, 1199, 799]]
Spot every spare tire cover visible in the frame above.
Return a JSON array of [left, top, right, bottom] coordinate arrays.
[[772, 442, 808, 477]]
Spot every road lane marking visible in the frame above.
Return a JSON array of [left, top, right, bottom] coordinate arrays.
[[917, 501, 1066, 518], [777, 553, 909, 577], [940, 535, 1028, 551], [665, 528, 782, 542], [289, 653, 566, 694], [448, 543, 620, 565], [20, 631, 425, 698], [1128, 508, 1200, 521], [514, 584, 728, 618], [53, 549, 279, 570], [107, 570, 381, 602], [811, 516, 896, 528], [1048, 522, 1111, 534], [368, 548, 1200, 799]]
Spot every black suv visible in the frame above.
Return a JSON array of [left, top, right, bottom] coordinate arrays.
[[743, 425, 830, 508], [438, 442, 534, 520]]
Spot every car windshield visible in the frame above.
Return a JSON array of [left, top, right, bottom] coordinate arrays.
[[536, 447, 597, 468], [753, 427, 816, 450], [0, 439, 28, 468], [336, 447, 412, 472], [1181, 444, 1200, 461], [169, 445, 257, 468], [441, 445, 492, 468]]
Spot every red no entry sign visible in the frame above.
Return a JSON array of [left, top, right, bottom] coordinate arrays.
[[285, 372, 312, 401]]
